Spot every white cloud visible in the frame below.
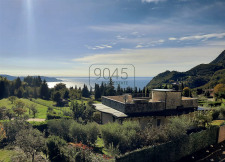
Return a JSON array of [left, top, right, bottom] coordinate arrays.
[[86, 44, 112, 50], [116, 35, 126, 40], [73, 47, 224, 76], [135, 39, 165, 48], [169, 37, 177, 41], [169, 33, 225, 41], [135, 44, 145, 48], [158, 39, 165, 43], [131, 32, 139, 35], [89, 23, 163, 33], [141, 0, 167, 3]]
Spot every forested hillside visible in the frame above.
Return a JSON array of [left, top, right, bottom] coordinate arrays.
[[147, 50, 225, 89]]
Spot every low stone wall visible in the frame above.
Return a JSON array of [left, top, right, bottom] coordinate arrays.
[[125, 102, 165, 114], [102, 97, 125, 112], [181, 99, 198, 108], [218, 124, 225, 143]]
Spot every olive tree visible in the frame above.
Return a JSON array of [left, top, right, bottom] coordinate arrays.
[[15, 128, 46, 162]]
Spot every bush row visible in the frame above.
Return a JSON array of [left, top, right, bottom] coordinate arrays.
[[116, 126, 219, 162], [47, 119, 99, 145], [46, 135, 108, 162], [101, 121, 142, 154]]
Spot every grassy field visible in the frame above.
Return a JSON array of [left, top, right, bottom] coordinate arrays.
[[0, 149, 18, 162], [32, 98, 70, 113], [0, 99, 13, 109], [0, 97, 100, 120], [0, 98, 48, 119], [211, 120, 225, 126]]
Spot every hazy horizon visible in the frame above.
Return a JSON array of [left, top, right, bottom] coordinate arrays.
[[1, 0, 225, 77]]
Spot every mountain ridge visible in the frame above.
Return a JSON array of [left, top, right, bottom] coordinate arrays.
[[147, 50, 225, 89], [0, 74, 62, 82]]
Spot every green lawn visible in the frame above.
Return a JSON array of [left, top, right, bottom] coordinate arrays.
[[0, 97, 98, 120], [212, 120, 225, 126], [0, 149, 18, 162], [0, 98, 48, 119], [32, 98, 56, 107], [0, 98, 14, 109], [32, 98, 70, 113]]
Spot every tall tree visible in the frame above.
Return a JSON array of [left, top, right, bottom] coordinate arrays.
[[15, 77, 22, 89], [31, 107, 38, 118], [36, 76, 42, 87], [71, 101, 83, 121], [15, 128, 46, 162], [116, 84, 122, 95], [105, 78, 116, 96], [63, 90, 69, 100], [40, 80, 49, 100], [53, 91, 61, 106], [33, 88, 38, 99], [82, 84, 90, 98], [0, 80, 5, 99], [183, 87, 192, 97], [54, 83, 66, 91], [16, 87, 24, 98], [214, 84, 225, 100], [8, 96, 17, 104], [94, 84, 101, 100]]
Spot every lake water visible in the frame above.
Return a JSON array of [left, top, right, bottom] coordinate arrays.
[[47, 77, 153, 90]]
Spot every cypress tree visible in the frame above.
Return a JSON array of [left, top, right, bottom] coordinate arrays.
[[40, 80, 49, 100], [94, 84, 101, 100], [15, 77, 22, 89]]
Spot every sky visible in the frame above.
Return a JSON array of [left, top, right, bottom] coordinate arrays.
[[0, 0, 225, 77]]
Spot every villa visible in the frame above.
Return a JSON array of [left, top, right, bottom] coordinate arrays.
[[93, 89, 198, 127]]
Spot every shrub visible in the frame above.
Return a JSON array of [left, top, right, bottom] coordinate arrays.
[[69, 122, 99, 145], [167, 115, 194, 140], [93, 112, 101, 124], [0, 123, 6, 142], [46, 112, 62, 120], [85, 122, 99, 145], [46, 135, 68, 161], [141, 115, 195, 146], [48, 119, 73, 141], [48, 119, 99, 145], [46, 135, 105, 162], [15, 128, 46, 162], [193, 111, 213, 128], [3, 119, 31, 143], [141, 125, 169, 146], [30, 121, 48, 132], [101, 121, 141, 153], [116, 126, 219, 162], [212, 109, 220, 120], [220, 107, 225, 118], [63, 110, 73, 118], [70, 122, 87, 144]]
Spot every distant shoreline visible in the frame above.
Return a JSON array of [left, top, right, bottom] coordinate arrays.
[[47, 77, 153, 89]]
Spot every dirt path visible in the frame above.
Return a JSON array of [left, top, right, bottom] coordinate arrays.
[[27, 118, 46, 122]]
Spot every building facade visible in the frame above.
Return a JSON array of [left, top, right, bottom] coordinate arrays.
[[94, 89, 198, 127]]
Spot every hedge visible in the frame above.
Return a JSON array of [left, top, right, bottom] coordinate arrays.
[[116, 126, 219, 162], [30, 121, 48, 132]]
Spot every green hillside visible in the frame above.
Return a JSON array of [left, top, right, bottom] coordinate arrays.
[[198, 69, 225, 89], [147, 50, 225, 89], [211, 50, 225, 64]]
